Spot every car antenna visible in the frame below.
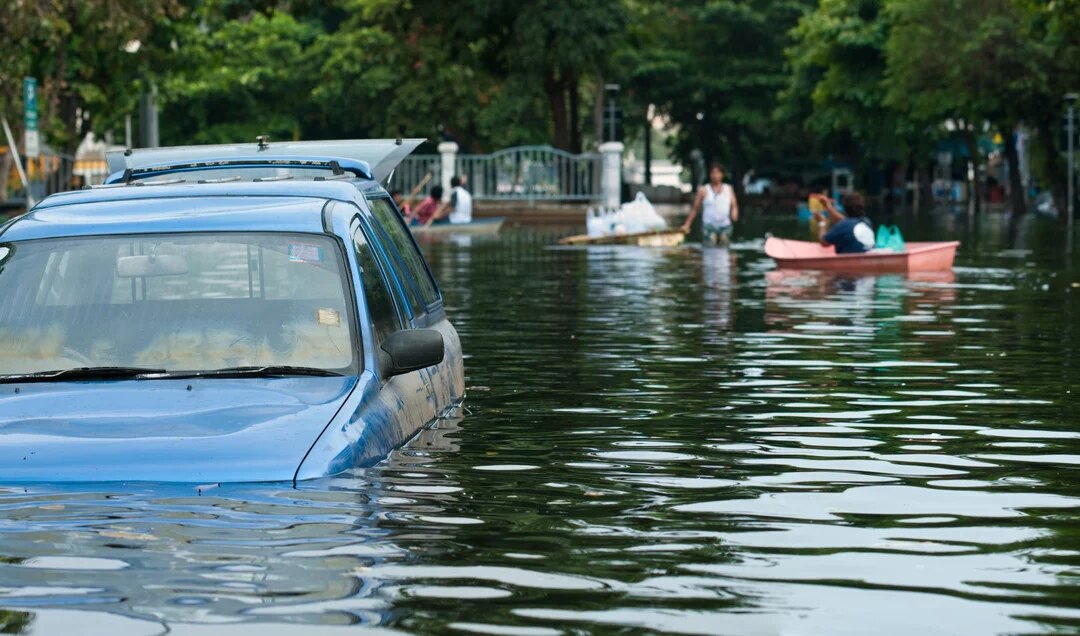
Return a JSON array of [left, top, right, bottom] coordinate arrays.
[[256, 135, 270, 150]]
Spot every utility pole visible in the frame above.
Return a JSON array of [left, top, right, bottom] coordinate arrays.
[[139, 82, 160, 148]]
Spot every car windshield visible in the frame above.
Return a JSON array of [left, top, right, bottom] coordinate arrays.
[[0, 232, 357, 378]]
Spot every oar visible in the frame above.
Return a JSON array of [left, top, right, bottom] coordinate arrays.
[[402, 173, 432, 210]]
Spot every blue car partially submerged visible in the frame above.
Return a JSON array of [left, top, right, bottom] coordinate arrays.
[[0, 159, 464, 483]]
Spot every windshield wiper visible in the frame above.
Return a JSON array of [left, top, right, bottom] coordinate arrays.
[[173, 365, 345, 379], [0, 366, 168, 383]]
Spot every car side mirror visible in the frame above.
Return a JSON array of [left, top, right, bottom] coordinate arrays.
[[381, 329, 444, 377]]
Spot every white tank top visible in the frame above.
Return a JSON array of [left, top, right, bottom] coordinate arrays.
[[702, 184, 733, 228], [449, 186, 472, 224]]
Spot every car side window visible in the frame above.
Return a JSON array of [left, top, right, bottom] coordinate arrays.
[[367, 197, 441, 308], [353, 228, 401, 345]]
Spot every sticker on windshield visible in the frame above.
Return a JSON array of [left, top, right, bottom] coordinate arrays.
[[288, 242, 323, 263], [316, 308, 341, 327]]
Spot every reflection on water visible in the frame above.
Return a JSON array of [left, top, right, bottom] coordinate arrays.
[[3, 213, 1080, 634]]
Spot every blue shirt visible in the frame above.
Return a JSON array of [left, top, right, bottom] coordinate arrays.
[[823, 218, 874, 254]]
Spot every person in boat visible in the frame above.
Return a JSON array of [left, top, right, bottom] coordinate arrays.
[[808, 186, 833, 223], [805, 186, 832, 240], [431, 175, 473, 225], [681, 163, 739, 245], [813, 191, 875, 254], [407, 184, 443, 226]]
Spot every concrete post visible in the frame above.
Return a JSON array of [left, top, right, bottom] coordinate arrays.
[[438, 141, 458, 202], [599, 141, 624, 209]]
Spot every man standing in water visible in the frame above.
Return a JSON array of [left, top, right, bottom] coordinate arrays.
[[681, 163, 739, 245]]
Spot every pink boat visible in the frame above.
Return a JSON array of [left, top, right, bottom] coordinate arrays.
[[764, 237, 959, 273]]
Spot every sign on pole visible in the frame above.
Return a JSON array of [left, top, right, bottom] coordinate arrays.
[[24, 77, 40, 158]]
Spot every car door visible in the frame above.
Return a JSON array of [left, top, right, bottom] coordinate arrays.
[[362, 195, 462, 411], [351, 222, 441, 431]]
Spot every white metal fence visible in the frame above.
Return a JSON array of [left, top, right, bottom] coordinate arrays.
[[393, 145, 601, 202], [388, 154, 441, 198], [6, 146, 602, 208]]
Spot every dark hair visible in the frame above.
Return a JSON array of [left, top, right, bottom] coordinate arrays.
[[709, 163, 726, 175], [430, 185, 444, 200], [841, 192, 866, 217], [450, 176, 462, 188], [389, 190, 402, 198]]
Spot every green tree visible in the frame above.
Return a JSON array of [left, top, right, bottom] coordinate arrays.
[[146, 1, 323, 145], [317, 0, 627, 153], [622, 0, 814, 188], [883, 0, 1052, 216], [780, 0, 925, 172], [1014, 0, 1080, 219], [0, 0, 176, 152]]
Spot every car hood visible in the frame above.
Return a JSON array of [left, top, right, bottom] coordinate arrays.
[[0, 377, 356, 483]]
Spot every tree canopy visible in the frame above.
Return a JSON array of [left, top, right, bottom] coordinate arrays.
[[4, 0, 1080, 214]]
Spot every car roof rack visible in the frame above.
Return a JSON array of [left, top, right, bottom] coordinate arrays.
[[131, 177, 187, 186], [196, 176, 243, 184], [113, 157, 364, 185]]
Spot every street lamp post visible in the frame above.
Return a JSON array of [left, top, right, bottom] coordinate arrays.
[[604, 84, 620, 143]]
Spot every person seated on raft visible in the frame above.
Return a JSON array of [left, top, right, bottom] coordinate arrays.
[[429, 175, 472, 226], [390, 190, 412, 218], [812, 191, 875, 254], [407, 184, 443, 226]]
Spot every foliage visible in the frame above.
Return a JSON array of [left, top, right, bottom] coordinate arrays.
[[620, 0, 815, 181], [780, 0, 916, 156], [4, 0, 1080, 215], [151, 2, 323, 145], [0, 0, 177, 151]]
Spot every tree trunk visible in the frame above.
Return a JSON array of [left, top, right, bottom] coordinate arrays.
[[567, 70, 581, 154], [0, 152, 11, 202], [1002, 124, 1026, 217], [593, 79, 604, 148], [1033, 114, 1069, 222], [727, 134, 746, 199], [912, 160, 921, 216], [962, 129, 982, 215], [922, 159, 934, 207], [544, 73, 571, 152], [55, 12, 79, 154]]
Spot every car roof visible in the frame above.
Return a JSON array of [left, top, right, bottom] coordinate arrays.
[[1, 180, 374, 242], [107, 138, 425, 184]]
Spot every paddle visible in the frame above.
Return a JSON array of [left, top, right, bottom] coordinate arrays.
[[402, 173, 432, 211]]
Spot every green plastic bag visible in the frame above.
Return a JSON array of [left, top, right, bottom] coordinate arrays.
[[875, 225, 890, 249], [886, 226, 905, 251], [874, 225, 905, 251]]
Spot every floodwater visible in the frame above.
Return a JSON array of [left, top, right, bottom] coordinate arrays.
[[2, 209, 1080, 635]]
